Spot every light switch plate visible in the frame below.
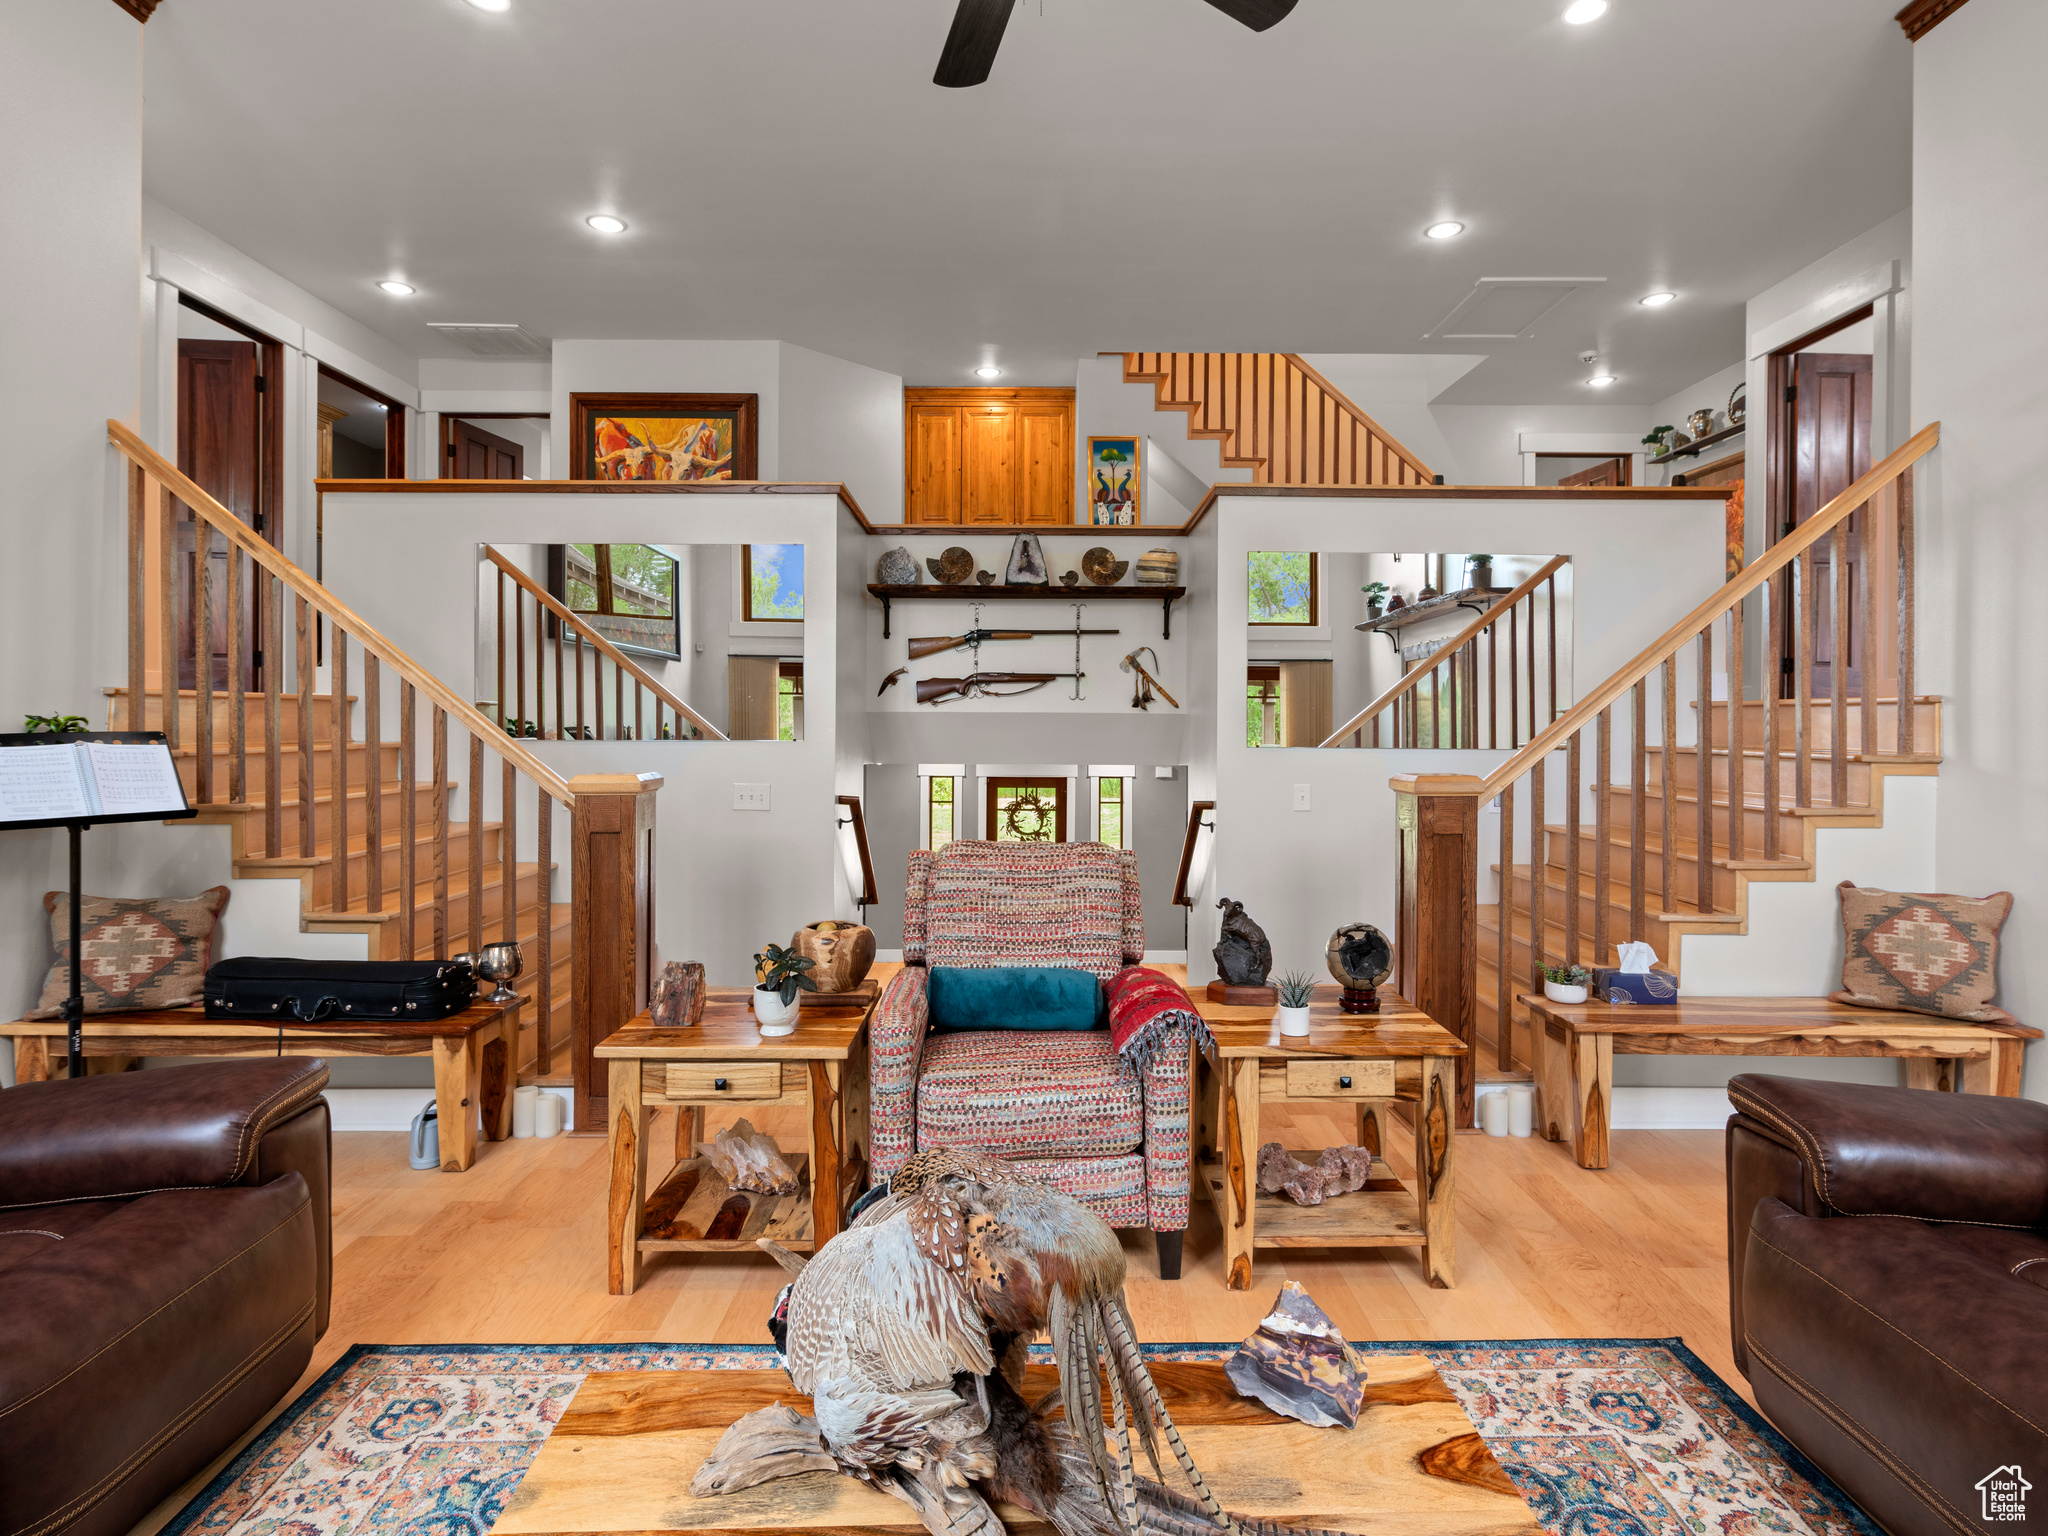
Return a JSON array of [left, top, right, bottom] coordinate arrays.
[[1292, 783, 1311, 812], [1153, 765, 1176, 779], [733, 783, 771, 811]]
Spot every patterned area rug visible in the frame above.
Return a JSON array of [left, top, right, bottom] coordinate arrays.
[[164, 1340, 1877, 1536]]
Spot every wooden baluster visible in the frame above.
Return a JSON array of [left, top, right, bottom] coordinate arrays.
[[1497, 779, 1514, 1071], [515, 588, 527, 738], [1527, 756, 1547, 986], [536, 786, 553, 1075], [158, 485, 178, 754], [1728, 596, 1746, 862], [1528, 594, 1540, 742], [1594, 706, 1611, 967], [432, 708, 450, 955], [1546, 573, 1559, 723], [1631, 681, 1647, 941], [1761, 571, 1781, 860], [1795, 547, 1814, 807], [503, 756, 518, 945], [594, 644, 605, 741], [1695, 626, 1713, 914], [1564, 731, 1581, 966], [1465, 642, 1478, 746], [552, 602, 565, 740], [1897, 466, 1916, 753], [616, 666, 625, 740], [497, 570, 508, 732], [194, 520, 213, 805], [296, 596, 314, 857], [468, 733, 485, 954], [635, 679, 645, 742], [1487, 624, 1498, 749], [1662, 659, 1678, 918], [226, 540, 245, 804], [538, 587, 551, 739], [331, 630, 349, 914], [1859, 499, 1877, 781], [1831, 517, 1850, 806], [126, 464, 145, 727], [575, 631, 586, 739], [1508, 602, 1520, 748], [400, 680, 416, 959], [364, 654, 382, 916]]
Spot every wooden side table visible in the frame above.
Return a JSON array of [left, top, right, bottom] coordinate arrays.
[[1193, 988, 1465, 1291], [596, 982, 877, 1295]]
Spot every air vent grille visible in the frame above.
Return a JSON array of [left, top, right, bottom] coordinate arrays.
[[426, 323, 552, 359]]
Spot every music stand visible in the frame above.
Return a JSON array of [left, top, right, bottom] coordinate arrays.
[[0, 731, 196, 1080]]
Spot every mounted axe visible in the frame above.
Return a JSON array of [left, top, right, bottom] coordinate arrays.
[[1120, 647, 1179, 710]]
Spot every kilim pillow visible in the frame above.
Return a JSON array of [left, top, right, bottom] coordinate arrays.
[[1832, 880, 2015, 1024], [30, 887, 231, 1018]]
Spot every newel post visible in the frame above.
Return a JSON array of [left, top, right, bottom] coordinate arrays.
[[569, 772, 662, 1136], [1392, 773, 1482, 1129]]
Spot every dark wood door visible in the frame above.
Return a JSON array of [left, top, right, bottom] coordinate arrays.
[[177, 339, 260, 691], [1557, 457, 1628, 488], [450, 418, 525, 480], [1789, 352, 1872, 698]]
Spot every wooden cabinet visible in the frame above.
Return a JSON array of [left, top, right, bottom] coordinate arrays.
[[903, 388, 1074, 525]]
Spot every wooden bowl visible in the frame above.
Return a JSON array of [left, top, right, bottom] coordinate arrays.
[[792, 921, 875, 992]]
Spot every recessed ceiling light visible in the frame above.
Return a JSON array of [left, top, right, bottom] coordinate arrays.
[[466, 0, 511, 11], [585, 214, 627, 234], [1586, 374, 1617, 387], [1639, 291, 1676, 307], [1563, 0, 1608, 23], [1424, 221, 1465, 240], [377, 280, 415, 296], [975, 366, 1003, 379]]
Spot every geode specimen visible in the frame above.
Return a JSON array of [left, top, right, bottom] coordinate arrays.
[[701, 1118, 800, 1196], [1225, 1281, 1366, 1428], [1255, 1141, 1376, 1206]]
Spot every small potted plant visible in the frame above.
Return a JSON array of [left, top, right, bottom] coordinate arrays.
[[1361, 581, 1390, 620], [1642, 425, 1676, 459], [24, 713, 89, 734], [752, 942, 818, 1035], [1465, 554, 1494, 590], [1275, 971, 1317, 1037], [1542, 963, 1592, 1005]]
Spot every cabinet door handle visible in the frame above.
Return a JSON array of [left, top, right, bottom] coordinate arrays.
[[1339, 1075, 1352, 1089], [714, 1077, 728, 1091]]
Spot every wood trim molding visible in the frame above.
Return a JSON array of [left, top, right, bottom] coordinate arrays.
[[1896, 0, 1970, 40], [111, 0, 162, 20], [902, 386, 1076, 406]]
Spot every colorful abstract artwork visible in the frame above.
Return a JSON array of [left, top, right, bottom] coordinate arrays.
[[1089, 436, 1141, 525], [567, 393, 758, 483]]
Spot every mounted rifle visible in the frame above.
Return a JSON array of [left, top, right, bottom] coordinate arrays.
[[906, 627, 1118, 660], [916, 672, 1085, 705]]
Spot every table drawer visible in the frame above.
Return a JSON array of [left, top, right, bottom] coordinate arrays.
[[662, 1062, 783, 1101], [1284, 1059, 1395, 1099]]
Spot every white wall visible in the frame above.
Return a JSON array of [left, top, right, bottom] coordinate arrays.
[[779, 341, 904, 523], [550, 341, 783, 479], [1430, 404, 1653, 487], [1296, 354, 1484, 483], [1644, 361, 1748, 488], [1914, 0, 2048, 1101]]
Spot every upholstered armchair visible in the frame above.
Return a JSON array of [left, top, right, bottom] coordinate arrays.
[[870, 840, 1193, 1278]]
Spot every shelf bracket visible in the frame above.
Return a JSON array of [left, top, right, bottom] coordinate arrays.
[[880, 593, 892, 639], [1162, 595, 1174, 639]]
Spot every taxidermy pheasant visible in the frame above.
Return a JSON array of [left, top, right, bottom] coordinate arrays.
[[691, 1149, 1346, 1536]]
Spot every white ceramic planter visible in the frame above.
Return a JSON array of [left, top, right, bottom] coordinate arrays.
[[1276, 1005, 1313, 1038], [1543, 980, 1589, 1004], [753, 986, 801, 1036]]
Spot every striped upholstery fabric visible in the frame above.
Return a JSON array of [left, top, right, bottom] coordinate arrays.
[[870, 840, 1190, 1233]]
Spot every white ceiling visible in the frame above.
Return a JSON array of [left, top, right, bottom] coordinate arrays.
[[142, 0, 1913, 404]]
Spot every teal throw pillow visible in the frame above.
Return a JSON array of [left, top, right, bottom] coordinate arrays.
[[927, 966, 1105, 1034]]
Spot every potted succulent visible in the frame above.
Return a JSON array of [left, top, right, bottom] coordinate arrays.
[[1542, 963, 1592, 1005], [24, 713, 89, 733], [1361, 580, 1391, 620], [1275, 971, 1317, 1038], [1465, 554, 1494, 590], [751, 942, 818, 1035]]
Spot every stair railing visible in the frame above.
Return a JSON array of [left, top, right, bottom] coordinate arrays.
[[1322, 557, 1570, 749], [1393, 423, 1936, 1123], [1123, 353, 1435, 487], [483, 545, 726, 742]]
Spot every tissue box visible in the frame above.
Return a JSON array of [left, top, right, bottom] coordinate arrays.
[[1592, 967, 1678, 1004]]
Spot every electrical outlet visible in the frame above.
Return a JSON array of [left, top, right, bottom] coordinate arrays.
[[1292, 783, 1311, 812], [733, 783, 771, 811]]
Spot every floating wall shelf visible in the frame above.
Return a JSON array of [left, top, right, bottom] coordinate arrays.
[[866, 583, 1186, 639], [1650, 423, 1744, 464]]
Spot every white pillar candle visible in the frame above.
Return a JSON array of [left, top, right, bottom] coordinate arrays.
[[1480, 1091, 1510, 1137], [512, 1085, 538, 1138], [1507, 1084, 1534, 1137], [534, 1091, 566, 1139]]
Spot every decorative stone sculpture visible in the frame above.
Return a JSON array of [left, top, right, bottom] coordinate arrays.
[[650, 960, 707, 1029], [1081, 547, 1129, 585], [1061, 570, 1080, 587], [1255, 1142, 1378, 1206], [927, 546, 974, 585], [1225, 1281, 1367, 1429], [1135, 548, 1180, 585], [1003, 532, 1049, 585], [876, 547, 920, 586], [701, 1117, 799, 1195], [975, 570, 996, 585], [1213, 897, 1273, 988], [1326, 921, 1393, 1014]]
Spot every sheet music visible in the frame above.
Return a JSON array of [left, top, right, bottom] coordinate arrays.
[[83, 742, 189, 816], [0, 744, 95, 822]]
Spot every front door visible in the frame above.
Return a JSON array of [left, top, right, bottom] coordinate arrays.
[[1785, 352, 1872, 698], [450, 418, 525, 479], [176, 339, 261, 691]]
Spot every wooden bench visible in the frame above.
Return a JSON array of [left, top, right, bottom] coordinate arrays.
[[2, 998, 523, 1172], [1520, 994, 2041, 1169]]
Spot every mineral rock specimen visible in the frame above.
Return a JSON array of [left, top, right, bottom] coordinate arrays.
[[701, 1117, 800, 1195], [1256, 1141, 1306, 1193], [876, 546, 920, 586], [1225, 1281, 1367, 1428], [1256, 1141, 1376, 1206], [650, 960, 706, 1028], [1316, 1144, 1374, 1190]]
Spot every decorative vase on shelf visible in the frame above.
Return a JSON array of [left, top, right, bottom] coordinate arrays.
[[1466, 558, 1493, 590], [753, 985, 801, 1035], [1543, 979, 1589, 1004], [1366, 602, 1384, 620], [1687, 408, 1717, 441], [1276, 1005, 1312, 1038]]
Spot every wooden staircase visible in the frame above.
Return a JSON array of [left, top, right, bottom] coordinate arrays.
[[108, 686, 571, 1078], [1122, 352, 1435, 487]]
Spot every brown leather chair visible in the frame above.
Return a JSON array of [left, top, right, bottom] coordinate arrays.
[[1727, 1072, 2048, 1536], [0, 1058, 332, 1536]]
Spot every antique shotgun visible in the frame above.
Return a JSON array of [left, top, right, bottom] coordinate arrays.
[[907, 627, 1118, 660], [916, 672, 1085, 705]]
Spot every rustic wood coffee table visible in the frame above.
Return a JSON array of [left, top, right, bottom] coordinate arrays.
[[497, 1358, 1538, 1536], [1194, 988, 1465, 1291], [597, 982, 878, 1295]]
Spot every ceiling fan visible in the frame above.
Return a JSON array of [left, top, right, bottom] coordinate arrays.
[[934, 0, 1299, 88]]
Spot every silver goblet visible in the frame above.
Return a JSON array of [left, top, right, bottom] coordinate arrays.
[[477, 942, 523, 1006]]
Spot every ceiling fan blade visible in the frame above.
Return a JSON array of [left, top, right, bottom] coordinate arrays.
[[1198, 0, 1299, 30], [934, 0, 1017, 88]]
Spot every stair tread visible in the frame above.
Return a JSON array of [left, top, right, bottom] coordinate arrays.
[[298, 864, 562, 923]]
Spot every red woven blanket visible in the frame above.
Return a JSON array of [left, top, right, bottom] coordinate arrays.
[[1104, 965, 1212, 1072]]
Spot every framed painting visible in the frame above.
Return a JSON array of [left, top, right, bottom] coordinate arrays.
[[568, 392, 759, 482], [1087, 436, 1141, 525]]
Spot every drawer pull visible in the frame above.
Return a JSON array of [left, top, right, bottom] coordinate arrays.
[[714, 1077, 728, 1091], [1339, 1075, 1352, 1089]]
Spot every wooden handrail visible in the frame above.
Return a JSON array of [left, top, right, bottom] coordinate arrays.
[[109, 419, 577, 805], [481, 544, 727, 742], [1465, 422, 1939, 799], [1283, 354, 1435, 484], [837, 795, 877, 907], [1320, 556, 1569, 748]]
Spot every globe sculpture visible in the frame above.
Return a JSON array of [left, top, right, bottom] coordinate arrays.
[[1325, 922, 1392, 1015]]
